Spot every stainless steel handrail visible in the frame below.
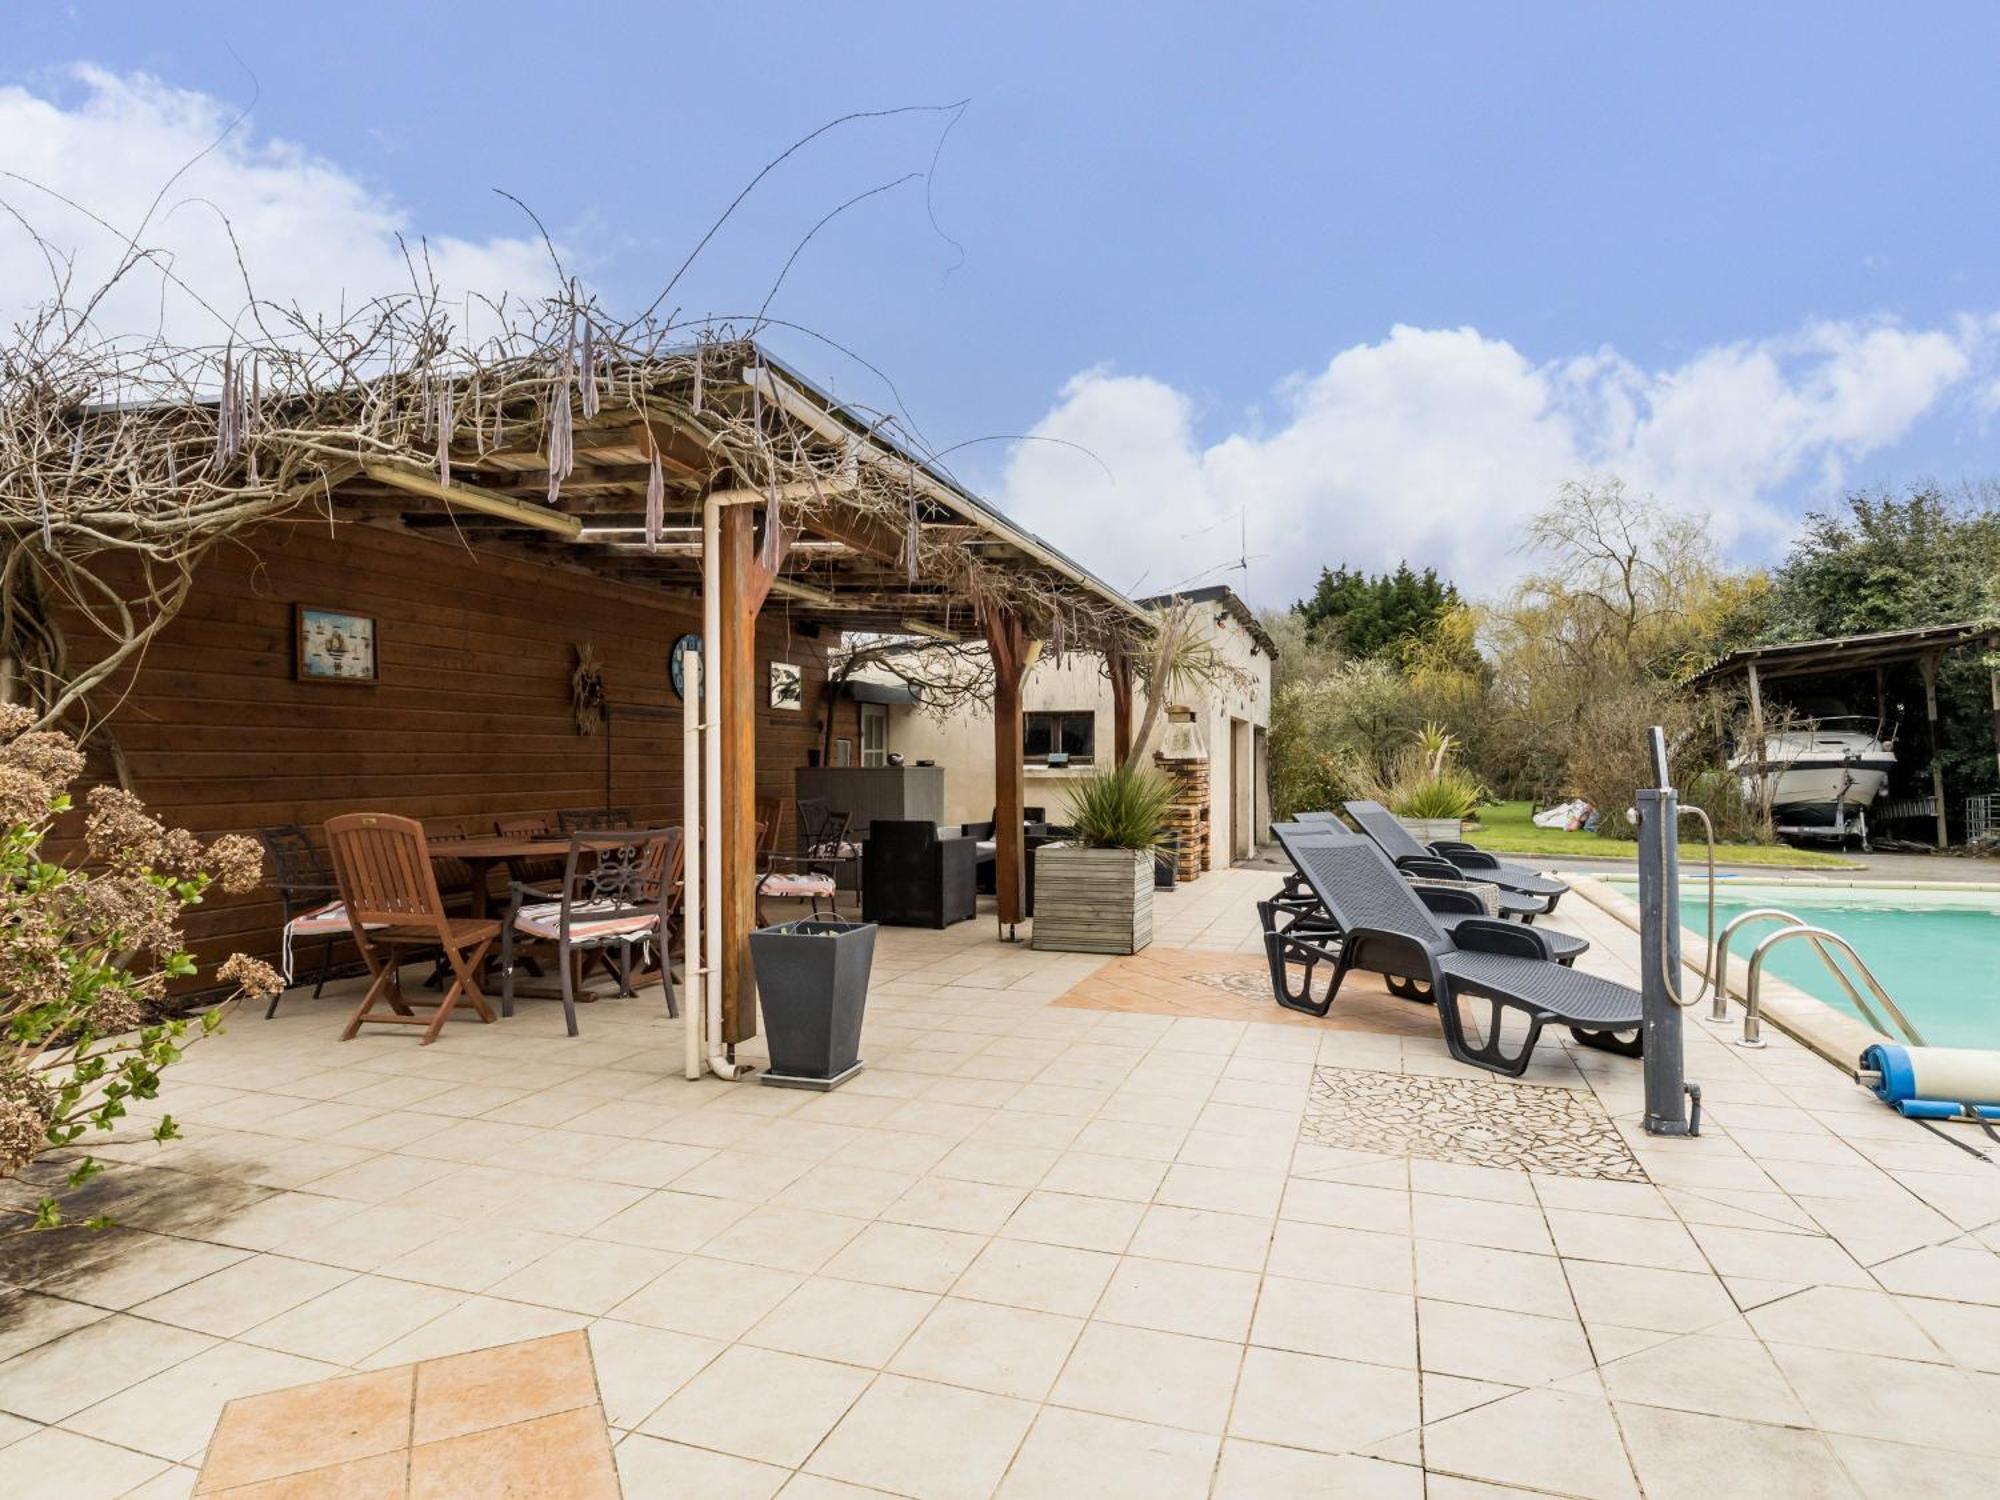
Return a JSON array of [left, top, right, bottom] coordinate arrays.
[[1742, 925, 1926, 1050], [1708, 909, 1811, 1024]]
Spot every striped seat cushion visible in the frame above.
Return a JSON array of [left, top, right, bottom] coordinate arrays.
[[807, 840, 862, 859], [758, 872, 837, 898], [281, 902, 383, 983], [513, 901, 660, 943]]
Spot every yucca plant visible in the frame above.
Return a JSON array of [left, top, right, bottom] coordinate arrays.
[[1391, 769, 1484, 821], [1064, 766, 1176, 851]]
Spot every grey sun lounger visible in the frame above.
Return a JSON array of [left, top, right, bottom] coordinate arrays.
[[1269, 824, 1640, 1076], [1261, 821, 1587, 1006], [1343, 800, 1568, 912], [1289, 812, 1550, 919]]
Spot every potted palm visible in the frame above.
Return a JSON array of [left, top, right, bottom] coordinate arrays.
[[1388, 723, 1482, 842], [1032, 766, 1174, 954]]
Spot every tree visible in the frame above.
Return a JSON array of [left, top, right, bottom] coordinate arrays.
[[1295, 563, 1463, 660]]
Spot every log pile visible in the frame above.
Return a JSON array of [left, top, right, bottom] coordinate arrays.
[[1155, 753, 1211, 882]]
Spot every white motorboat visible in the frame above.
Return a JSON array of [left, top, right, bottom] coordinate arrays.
[[1731, 715, 1897, 843]]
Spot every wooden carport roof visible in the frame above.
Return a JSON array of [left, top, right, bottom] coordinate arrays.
[[325, 345, 1147, 645], [1685, 621, 2000, 686]]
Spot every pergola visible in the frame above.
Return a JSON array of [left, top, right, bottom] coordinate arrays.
[[7, 336, 1151, 1062], [1687, 621, 2000, 845]]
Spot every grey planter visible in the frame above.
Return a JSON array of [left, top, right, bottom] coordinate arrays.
[[1396, 816, 1464, 843], [749, 918, 876, 1090], [1031, 845, 1154, 955]]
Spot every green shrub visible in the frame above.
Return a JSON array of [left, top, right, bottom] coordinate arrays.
[[1063, 765, 1176, 851], [1391, 769, 1484, 821]]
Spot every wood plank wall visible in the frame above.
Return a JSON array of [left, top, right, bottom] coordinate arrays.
[[63, 518, 829, 978]]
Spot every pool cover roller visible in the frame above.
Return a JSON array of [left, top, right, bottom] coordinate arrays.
[[1858, 1043, 2000, 1123]]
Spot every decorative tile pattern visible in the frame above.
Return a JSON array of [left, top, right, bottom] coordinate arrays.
[[1301, 1065, 1648, 1181]]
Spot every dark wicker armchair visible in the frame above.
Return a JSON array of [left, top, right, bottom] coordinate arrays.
[[862, 821, 977, 928]]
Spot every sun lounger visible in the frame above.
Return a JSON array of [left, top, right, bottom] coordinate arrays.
[[1270, 824, 1640, 1076], [1343, 800, 1567, 912]]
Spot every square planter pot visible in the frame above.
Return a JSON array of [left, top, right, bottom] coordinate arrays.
[[1395, 816, 1464, 844], [749, 918, 876, 1090], [1031, 845, 1154, 955]]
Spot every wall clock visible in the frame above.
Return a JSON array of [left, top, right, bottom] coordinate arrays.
[[669, 633, 703, 700], [295, 605, 378, 683]]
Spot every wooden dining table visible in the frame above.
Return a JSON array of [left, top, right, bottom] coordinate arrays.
[[429, 835, 572, 919]]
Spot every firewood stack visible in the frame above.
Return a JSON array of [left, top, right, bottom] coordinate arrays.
[[1155, 752, 1211, 882]]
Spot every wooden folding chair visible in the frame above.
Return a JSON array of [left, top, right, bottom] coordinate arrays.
[[326, 812, 501, 1045]]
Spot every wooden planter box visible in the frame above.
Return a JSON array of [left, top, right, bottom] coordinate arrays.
[[1031, 845, 1154, 954], [1396, 816, 1464, 844]]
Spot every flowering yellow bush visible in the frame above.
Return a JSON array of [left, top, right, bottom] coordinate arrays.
[[0, 703, 279, 1230]]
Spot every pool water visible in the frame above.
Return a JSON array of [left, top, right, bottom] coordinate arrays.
[[1602, 879, 2000, 1048]]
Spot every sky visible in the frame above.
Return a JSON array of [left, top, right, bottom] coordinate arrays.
[[8, 3, 2000, 609]]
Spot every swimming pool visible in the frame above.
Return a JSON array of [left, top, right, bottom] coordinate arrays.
[[1599, 878, 2000, 1048]]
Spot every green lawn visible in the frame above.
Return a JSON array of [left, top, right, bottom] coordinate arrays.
[[1464, 800, 1859, 870]]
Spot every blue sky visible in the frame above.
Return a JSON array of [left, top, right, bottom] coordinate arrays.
[[8, 3, 2000, 605]]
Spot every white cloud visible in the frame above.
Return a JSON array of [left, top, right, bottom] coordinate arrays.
[[0, 67, 556, 349], [998, 318, 1982, 606]]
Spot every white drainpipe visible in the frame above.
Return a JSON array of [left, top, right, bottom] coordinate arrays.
[[700, 490, 743, 1080], [680, 641, 704, 1082]]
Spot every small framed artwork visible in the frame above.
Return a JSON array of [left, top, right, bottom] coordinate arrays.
[[295, 605, 378, 684], [769, 660, 804, 710]]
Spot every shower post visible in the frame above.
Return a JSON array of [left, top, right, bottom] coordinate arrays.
[[1638, 727, 1696, 1136]]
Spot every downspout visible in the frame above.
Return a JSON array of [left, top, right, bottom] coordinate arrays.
[[680, 641, 704, 1081], [701, 490, 744, 1079]]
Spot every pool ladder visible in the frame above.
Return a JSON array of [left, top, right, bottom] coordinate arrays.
[[1652, 804, 1923, 1050]]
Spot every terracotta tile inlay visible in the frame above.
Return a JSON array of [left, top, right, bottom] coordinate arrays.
[[198, 1333, 614, 1499], [1054, 947, 1438, 1035]]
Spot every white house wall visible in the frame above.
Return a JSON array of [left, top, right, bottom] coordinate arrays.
[[867, 607, 1273, 863]]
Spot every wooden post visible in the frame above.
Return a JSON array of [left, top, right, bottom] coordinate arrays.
[[1990, 665, 1999, 782], [1920, 651, 1948, 848], [984, 607, 1032, 937], [1109, 648, 1134, 770], [717, 499, 788, 1043], [1745, 661, 1768, 828]]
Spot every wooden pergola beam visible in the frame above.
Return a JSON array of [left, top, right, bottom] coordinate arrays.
[[983, 605, 1033, 937]]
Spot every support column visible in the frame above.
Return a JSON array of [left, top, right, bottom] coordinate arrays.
[[1109, 648, 1134, 770], [1989, 665, 1999, 782], [717, 500, 787, 1043], [1745, 662, 1767, 830], [1920, 651, 1948, 848], [984, 607, 1032, 937]]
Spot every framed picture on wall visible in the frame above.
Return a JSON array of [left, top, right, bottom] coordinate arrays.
[[769, 660, 804, 710], [295, 605, 378, 684]]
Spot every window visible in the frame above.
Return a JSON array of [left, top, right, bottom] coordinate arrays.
[[859, 703, 889, 767], [1024, 710, 1095, 764]]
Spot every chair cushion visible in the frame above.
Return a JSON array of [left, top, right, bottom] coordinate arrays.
[[513, 901, 660, 943], [758, 872, 837, 898], [287, 900, 371, 936], [806, 840, 862, 859]]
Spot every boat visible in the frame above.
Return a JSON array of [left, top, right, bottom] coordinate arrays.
[[1731, 714, 1898, 846]]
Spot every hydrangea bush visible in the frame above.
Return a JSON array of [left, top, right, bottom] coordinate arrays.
[[0, 703, 281, 1230]]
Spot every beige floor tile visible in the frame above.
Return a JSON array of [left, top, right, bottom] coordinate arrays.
[[303, 1152, 461, 1203], [889, 1296, 1081, 1399], [1050, 1322, 1242, 1432], [1770, 1342, 2000, 1456], [0, 1312, 214, 1423], [934, 1140, 1061, 1190], [1252, 1275, 1416, 1368], [56, 1232, 251, 1312], [773, 1163, 920, 1219], [1070, 1119, 1188, 1162], [133, 1255, 354, 1339], [1601, 1332, 1809, 1425], [639, 1345, 870, 1466], [1279, 1180, 1412, 1234], [1157, 1162, 1285, 1217], [377, 1223, 572, 1295], [241, 1274, 464, 1365], [1563, 1260, 1738, 1334], [279, 1203, 464, 1273], [7, 1425, 171, 1500], [614, 1433, 788, 1500], [0, 1289, 111, 1362], [885, 1176, 1027, 1235], [997, 1406, 1218, 1499], [1228, 1345, 1420, 1453], [1212, 1440, 1422, 1499], [487, 1238, 681, 1314], [1414, 1240, 1572, 1319], [805, 1373, 1037, 1500], [1000, 1190, 1145, 1253], [586, 1320, 724, 1429], [388, 1164, 647, 1234], [588, 1187, 754, 1252], [819, 1221, 986, 1294], [608, 1255, 801, 1340], [1689, 1223, 1873, 1289], [67, 1339, 339, 1461], [1098, 1257, 1259, 1342], [1829, 1433, 1994, 1498], [1422, 1385, 1639, 1500], [1616, 1403, 1860, 1500], [1748, 1286, 1941, 1363], [1871, 1243, 2000, 1306], [1412, 1194, 1555, 1255], [1546, 1208, 1706, 1271], [1409, 1160, 1538, 1205], [362, 1295, 591, 1368], [698, 1206, 864, 1275], [1126, 1204, 1269, 1270], [1417, 1300, 1595, 1387], [945, 1238, 1117, 1318], [745, 1277, 938, 1367], [1264, 1221, 1414, 1293], [1037, 1151, 1169, 1202]]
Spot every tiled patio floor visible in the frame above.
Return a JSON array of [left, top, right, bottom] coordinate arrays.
[[5, 867, 2000, 1498]]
